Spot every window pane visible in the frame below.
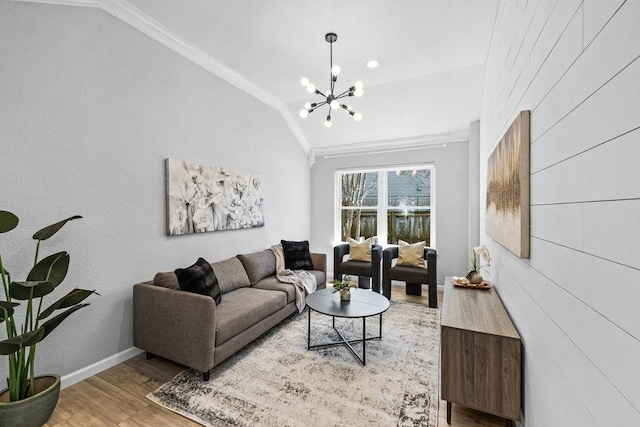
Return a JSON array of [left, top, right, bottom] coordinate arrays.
[[387, 209, 430, 246], [341, 209, 377, 241], [341, 172, 378, 207], [387, 169, 430, 207]]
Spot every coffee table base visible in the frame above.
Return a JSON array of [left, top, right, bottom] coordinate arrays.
[[307, 311, 383, 366]]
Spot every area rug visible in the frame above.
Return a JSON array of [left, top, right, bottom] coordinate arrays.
[[147, 300, 440, 426]]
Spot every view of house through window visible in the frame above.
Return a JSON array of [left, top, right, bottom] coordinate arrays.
[[338, 166, 433, 247]]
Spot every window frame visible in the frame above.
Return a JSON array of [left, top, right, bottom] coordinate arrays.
[[334, 163, 436, 248]]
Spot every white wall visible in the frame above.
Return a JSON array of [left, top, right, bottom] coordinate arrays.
[[0, 2, 310, 381], [310, 141, 471, 287], [480, 1, 640, 425]]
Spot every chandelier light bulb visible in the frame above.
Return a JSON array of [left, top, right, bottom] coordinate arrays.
[[412, 170, 417, 176], [299, 34, 363, 127]]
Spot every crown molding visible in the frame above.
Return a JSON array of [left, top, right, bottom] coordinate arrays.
[[309, 130, 470, 164], [11, 0, 316, 154], [11, 0, 97, 6]]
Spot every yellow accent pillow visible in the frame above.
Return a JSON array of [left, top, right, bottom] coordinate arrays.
[[348, 238, 372, 262], [397, 240, 426, 268]]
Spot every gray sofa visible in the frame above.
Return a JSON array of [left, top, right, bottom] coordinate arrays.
[[133, 249, 326, 380]]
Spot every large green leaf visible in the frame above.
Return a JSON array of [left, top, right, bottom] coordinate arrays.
[[40, 304, 89, 340], [27, 251, 69, 287], [0, 301, 19, 324], [32, 215, 82, 241], [0, 211, 19, 234], [39, 288, 97, 320], [0, 328, 45, 355], [9, 281, 55, 300]]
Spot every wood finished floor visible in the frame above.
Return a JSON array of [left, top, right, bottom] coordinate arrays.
[[45, 284, 506, 427]]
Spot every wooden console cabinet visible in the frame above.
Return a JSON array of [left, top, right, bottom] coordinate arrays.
[[441, 278, 521, 426]]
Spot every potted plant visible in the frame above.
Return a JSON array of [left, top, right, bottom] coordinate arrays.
[[331, 275, 356, 301], [466, 245, 491, 284], [0, 211, 96, 426]]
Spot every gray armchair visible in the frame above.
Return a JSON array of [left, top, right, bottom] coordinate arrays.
[[382, 246, 437, 307], [333, 243, 383, 292]]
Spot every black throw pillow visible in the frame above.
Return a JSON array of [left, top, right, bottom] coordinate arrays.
[[281, 240, 314, 270], [175, 258, 222, 305]]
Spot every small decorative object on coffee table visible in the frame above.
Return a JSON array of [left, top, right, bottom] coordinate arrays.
[[331, 275, 356, 301], [466, 245, 490, 284]]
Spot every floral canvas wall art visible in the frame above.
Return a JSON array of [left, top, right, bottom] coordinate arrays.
[[485, 110, 530, 258], [166, 158, 264, 236]]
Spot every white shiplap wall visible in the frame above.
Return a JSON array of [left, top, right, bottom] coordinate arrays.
[[480, 1, 640, 426]]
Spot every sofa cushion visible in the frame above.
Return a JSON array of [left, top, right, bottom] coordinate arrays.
[[211, 257, 251, 294], [281, 240, 313, 270], [215, 287, 287, 346], [389, 265, 429, 283], [337, 260, 373, 277], [153, 271, 179, 290], [308, 270, 326, 290], [174, 258, 222, 305], [253, 276, 296, 304], [237, 250, 276, 285]]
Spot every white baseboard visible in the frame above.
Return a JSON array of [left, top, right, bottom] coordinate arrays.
[[60, 346, 144, 389]]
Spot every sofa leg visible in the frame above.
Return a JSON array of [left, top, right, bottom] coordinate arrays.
[[203, 370, 210, 381], [406, 283, 422, 296], [145, 351, 153, 360]]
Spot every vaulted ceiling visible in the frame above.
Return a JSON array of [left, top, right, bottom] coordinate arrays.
[[123, 0, 500, 153]]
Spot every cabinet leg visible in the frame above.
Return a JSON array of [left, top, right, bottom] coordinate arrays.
[[506, 420, 514, 427], [446, 401, 452, 424], [145, 351, 153, 360]]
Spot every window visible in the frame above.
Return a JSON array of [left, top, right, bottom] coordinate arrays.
[[336, 165, 434, 247]]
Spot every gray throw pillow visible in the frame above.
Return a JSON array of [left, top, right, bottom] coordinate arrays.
[[237, 250, 276, 285], [211, 257, 251, 294], [153, 271, 179, 290]]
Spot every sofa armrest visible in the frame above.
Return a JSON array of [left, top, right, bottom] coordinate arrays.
[[310, 252, 326, 278], [133, 282, 216, 373]]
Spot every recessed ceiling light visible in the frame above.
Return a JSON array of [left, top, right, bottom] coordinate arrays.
[[366, 60, 379, 68]]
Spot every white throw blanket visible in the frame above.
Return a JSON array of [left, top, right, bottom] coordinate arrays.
[[270, 244, 317, 313]]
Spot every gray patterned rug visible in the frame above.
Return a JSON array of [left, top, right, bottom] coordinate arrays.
[[147, 300, 440, 426]]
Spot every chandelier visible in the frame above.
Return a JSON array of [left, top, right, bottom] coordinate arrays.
[[299, 33, 364, 127]]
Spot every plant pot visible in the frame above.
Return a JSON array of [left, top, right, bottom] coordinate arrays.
[[0, 374, 60, 427], [468, 272, 483, 284], [339, 289, 351, 301]]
